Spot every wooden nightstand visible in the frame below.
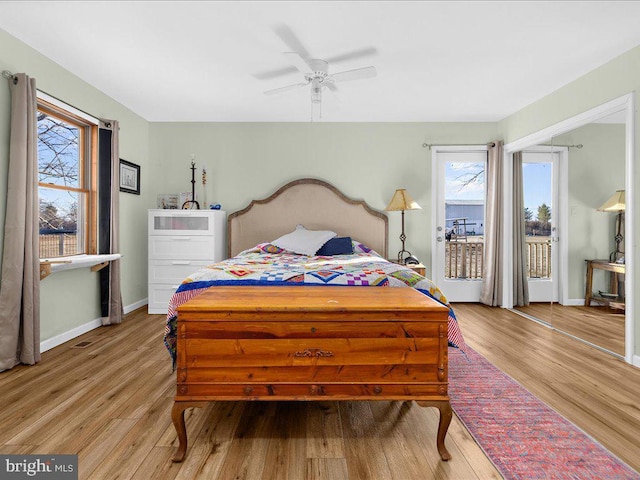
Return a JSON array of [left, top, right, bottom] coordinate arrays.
[[389, 259, 426, 276]]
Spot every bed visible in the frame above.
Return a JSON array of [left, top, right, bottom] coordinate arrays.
[[164, 178, 465, 463]]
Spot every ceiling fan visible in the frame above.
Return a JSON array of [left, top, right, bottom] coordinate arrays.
[[258, 25, 378, 117]]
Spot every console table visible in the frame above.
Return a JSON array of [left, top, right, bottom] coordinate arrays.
[[584, 259, 625, 310]]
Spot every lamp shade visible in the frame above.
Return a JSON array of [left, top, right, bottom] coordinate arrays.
[[597, 190, 625, 212], [385, 189, 421, 211]]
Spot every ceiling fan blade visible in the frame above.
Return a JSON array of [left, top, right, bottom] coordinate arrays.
[[325, 47, 378, 64], [273, 24, 311, 59], [282, 52, 313, 74], [331, 66, 377, 83], [253, 66, 298, 80], [264, 82, 308, 96], [324, 83, 341, 103]]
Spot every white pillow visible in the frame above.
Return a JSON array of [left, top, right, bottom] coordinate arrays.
[[272, 225, 337, 256]]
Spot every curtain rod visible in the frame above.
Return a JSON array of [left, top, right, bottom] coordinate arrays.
[[422, 141, 582, 150], [538, 143, 583, 149], [3, 69, 101, 123], [422, 142, 496, 149], [2, 69, 17, 84]]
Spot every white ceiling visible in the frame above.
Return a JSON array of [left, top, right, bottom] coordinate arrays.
[[2, 1, 640, 123]]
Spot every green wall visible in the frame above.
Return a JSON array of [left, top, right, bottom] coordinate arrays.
[[0, 29, 150, 341], [148, 122, 498, 271], [555, 124, 626, 299]]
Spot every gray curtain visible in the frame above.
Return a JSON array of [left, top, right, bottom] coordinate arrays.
[[99, 119, 124, 325], [479, 141, 504, 306], [0, 73, 40, 372], [513, 151, 529, 306]]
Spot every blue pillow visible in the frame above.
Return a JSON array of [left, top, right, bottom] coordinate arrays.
[[316, 237, 353, 256]]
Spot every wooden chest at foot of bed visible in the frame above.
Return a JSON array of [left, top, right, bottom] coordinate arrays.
[[172, 285, 453, 463], [175, 285, 450, 401]]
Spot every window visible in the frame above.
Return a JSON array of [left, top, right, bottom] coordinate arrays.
[[37, 96, 98, 258]]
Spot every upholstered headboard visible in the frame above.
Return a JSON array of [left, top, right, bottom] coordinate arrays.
[[228, 178, 388, 258]]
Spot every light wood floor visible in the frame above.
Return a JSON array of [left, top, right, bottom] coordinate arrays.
[[2, 304, 639, 479], [0, 307, 500, 480], [513, 303, 625, 355]]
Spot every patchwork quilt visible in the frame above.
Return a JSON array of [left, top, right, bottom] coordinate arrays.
[[163, 242, 465, 366]]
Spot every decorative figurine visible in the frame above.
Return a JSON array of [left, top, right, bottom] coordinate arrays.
[[181, 156, 200, 209]]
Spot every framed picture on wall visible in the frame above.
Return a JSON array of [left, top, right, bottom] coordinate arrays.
[[119, 159, 140, 195]]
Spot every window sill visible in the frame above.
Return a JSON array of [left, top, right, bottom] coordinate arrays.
[[40, 254, 122, 280]]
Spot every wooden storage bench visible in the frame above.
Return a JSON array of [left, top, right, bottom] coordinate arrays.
[[172, 285, 452, 462]]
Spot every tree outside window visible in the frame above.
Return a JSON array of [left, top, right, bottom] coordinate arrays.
[[37, 101, 96, 258]]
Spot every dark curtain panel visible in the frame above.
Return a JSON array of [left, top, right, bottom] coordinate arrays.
[[98, 120, 123, 325]]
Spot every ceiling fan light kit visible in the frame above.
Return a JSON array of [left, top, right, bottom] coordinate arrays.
[[260, 28, 377, 120]]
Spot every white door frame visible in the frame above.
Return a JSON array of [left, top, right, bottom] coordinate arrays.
[[503, 93, 635, 366], [431, 145, 488, 302]]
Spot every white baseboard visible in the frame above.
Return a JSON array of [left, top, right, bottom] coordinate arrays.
[[40, 318, 102, 353], [562, 299, 586, 306], [40, 297, 149, 353], [633, 355, 640, 368], [124, 297, 148, 314]]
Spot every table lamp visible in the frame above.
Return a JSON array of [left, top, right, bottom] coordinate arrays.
[[597, 190, 625, 262], [385, 189, 421, 263]]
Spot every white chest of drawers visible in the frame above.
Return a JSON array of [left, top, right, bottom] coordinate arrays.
[[148, 209, 226, 314]]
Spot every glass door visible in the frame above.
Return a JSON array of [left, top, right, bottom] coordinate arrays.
[[432, 148, 487, 302], [521, 148, 560, 302]]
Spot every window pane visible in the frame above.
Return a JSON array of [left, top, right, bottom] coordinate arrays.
[[39, 187, 84, 257], [523, 160, 553, 279], [444, 160, 485, 280], [37, 111, 80, 188], [444, 161, 485, 237], [523, 162, 553, 236]]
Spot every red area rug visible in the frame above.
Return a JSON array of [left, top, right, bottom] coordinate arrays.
[[449, 346, 640, 480]]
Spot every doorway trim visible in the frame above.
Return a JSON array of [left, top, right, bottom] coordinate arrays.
[[503, 93, 635, 365]]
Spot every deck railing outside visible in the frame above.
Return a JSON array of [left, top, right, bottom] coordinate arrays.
[[444, 236, 551, 280], [526, 237, 552, 279], [445, 239, 484, 279]]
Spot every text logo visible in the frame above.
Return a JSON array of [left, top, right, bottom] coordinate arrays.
[[1, 455, 77, 479]]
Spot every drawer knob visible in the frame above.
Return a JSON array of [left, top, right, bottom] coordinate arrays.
[[310, 327, 317, 333], [373, 386, 383, 395], [243, 386, 253, 395]]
